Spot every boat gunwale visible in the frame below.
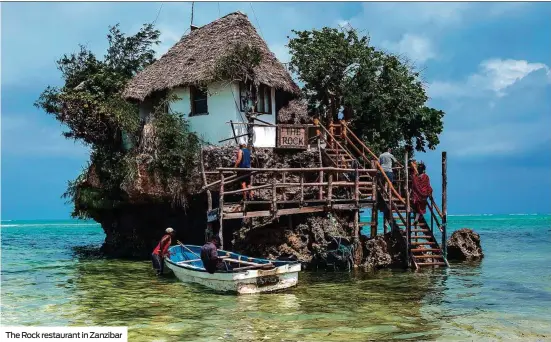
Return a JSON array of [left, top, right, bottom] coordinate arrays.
[[166, 245, 301, 275]]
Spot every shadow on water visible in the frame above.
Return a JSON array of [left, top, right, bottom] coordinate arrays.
[[63, 258, 449, 342]]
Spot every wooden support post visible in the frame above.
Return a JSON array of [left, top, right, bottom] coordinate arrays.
[[353, 209, 359, 238], [219, 171, 225, 249], [200, 148, 213, 242], [282, 172, 287, 201], [442, 151, 448, 259], [370, 205, 378, 238], [317, 139, 324, 200], [430, 203, 434, 234], [370, 160, 378, 237], [272, 174, 277, 214], [299, 172, 304, 206], [319, 170, 324, 200], [404, 151, 411, 268], [354, 167, 360, 206], [327, 172, 333, 207]]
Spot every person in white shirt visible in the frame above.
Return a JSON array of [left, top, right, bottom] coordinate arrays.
[[378, 147, 398, 194]]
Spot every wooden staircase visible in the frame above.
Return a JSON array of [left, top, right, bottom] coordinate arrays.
[[318, 121, 449, 269]]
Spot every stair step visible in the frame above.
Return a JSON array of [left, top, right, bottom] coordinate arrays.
[[416, 262, 446, 267], [411, 229, 430, 233], [396, 222, 426, 226], [413, 254, 444, 259], [410, 241, 437, 246], [410, 236, 432, 239], [411, 248, 441, 253]]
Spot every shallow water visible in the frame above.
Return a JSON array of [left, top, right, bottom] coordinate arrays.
[[1, 215, 551, 341]]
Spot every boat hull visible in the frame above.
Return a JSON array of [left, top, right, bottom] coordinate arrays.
[[165, 261, 300, 294], [165, 245, 301, 294]]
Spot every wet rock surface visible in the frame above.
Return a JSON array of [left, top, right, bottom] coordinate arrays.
[[447, 228, 484, 261], [360, 231, 406, 270]]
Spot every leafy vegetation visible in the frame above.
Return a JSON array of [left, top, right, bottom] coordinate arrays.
[[212, 43, 262, 85], [36, 23, 200, 219], [288, 27, 444, 153]]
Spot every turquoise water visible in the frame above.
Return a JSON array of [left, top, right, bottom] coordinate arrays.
[[1, 215, 551, 341]]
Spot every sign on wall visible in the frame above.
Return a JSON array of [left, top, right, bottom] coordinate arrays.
[[277, 125, 308, 149], [207, 208, 219, 223]]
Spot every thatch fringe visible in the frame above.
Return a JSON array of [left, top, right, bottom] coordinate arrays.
[[277, 99, 310, 124]]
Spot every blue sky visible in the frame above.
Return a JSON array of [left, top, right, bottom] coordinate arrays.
[[2, 2, 550, 219]]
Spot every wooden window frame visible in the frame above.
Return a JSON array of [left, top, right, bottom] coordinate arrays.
[[190, 86, 209, 116], [239, 82, 272, 114]]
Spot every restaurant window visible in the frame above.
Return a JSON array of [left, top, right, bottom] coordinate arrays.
[[190, 86, 208, 116], [239, 82, 272, 114]]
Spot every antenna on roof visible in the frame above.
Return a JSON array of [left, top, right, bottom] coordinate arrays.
[[191, 2, 194, 27]]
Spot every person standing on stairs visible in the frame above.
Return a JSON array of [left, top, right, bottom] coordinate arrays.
[[411, 162, 433, 226], [378, 147, 398, 196], [235, 143, 253, 201]]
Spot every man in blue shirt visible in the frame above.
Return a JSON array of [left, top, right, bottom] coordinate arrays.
[[235, 143, 253, 201]]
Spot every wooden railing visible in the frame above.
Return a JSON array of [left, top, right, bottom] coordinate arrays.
[[205, 166, 376, 248], [331, 122, 448, 265], [338, 124, 405, 203]]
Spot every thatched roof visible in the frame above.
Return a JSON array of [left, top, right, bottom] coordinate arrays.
[[123, 12, 299, 101], [278, 99, 310, 124]]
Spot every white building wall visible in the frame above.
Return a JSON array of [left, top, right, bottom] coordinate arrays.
[[140, 81, 277, 147], [168, 81, 242, 145], [235, 85, 277, 148]]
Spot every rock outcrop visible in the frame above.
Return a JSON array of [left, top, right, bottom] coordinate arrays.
[[446, 228, 484, 261], [360, 231, 406, 270]]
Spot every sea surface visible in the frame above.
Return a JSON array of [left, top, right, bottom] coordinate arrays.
[[1, 215, 551, 341]]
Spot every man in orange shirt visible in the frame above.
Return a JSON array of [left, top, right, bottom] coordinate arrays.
[[151, 227, 175, 276]]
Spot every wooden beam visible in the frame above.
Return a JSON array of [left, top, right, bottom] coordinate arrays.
[[223, 183, 272, 195], [327, 172, 333, 207], [271, 177, 277, 214], [216, 167, 377, 173], [300, 173, 304, 205]]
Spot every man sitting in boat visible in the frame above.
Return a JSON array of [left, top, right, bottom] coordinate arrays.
[[200, 236, 228, 273], [151, 227, 175, 276]]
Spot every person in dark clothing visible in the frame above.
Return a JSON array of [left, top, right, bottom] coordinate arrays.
[[235, 143, 253, 201], [200, 236, 227, 274], [151, 227, 175, 276]]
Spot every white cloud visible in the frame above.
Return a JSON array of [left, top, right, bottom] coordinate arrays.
[[428, 59, 550, 99], [382, 34, 436, 63], [477, 59, 548, 95]]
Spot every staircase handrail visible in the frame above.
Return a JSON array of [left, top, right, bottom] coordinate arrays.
[[317, 123, 358, 164], [341, 125, 404, 203]]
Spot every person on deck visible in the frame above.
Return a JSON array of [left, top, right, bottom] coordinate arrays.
[[151, 227, 175, 276], [235, 143, 253, 201], [312, 115, 321, 139], [200, 236, 227, 274], [378, 147, 398, 195], [411, 163, 433, 226]]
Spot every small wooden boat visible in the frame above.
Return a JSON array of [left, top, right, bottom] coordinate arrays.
[[165, 244, 302, 294]]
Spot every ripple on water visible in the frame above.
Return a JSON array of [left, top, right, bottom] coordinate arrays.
[[2, 217, 551, 341]]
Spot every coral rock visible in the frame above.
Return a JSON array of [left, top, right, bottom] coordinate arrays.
[[447, 228, 484, 261]]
